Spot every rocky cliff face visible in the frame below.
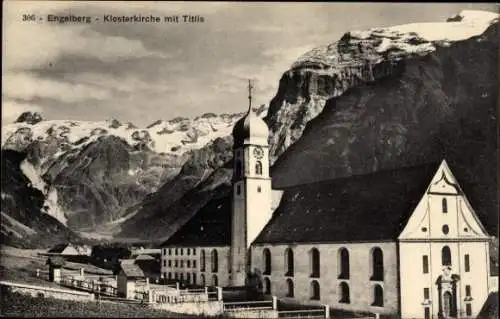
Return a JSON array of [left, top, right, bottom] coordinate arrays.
[[1, 149, 79, 248], [268, 11, 498, 232]]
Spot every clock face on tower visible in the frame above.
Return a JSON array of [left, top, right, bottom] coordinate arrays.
[[253, 147, 264, 159]]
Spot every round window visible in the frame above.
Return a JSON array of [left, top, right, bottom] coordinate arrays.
[[442, 225, 449, 235]]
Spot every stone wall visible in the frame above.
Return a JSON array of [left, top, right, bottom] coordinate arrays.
[[225, 309, 279, 318], [150, 300, 224, 316], [0, 281, 94, 302]]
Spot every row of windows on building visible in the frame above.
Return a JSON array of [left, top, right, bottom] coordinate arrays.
[[262, 277, 384, 307], [164, 249, 219, 273], [163, 259, 197, 269], [163, 248, 197, 256], [162, 272, 219, 287], [235, 160, 263, 178], [262, 247, 384, 281], [421, 246, 471, 273]]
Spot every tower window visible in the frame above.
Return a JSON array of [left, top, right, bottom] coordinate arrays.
[[465, 285, 471, 297], [442, 198, 448, 213], [465, 254, 470, 272], [236, 185, 241, 195], [235, 160, 242, 178], [442, 246, 452, 266], [338, 248, 350, 279], [255, 161, 263, 175], [422, 255, 429, 274]]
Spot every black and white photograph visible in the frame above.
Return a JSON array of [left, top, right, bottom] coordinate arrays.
[[1, 1, 498, 318]]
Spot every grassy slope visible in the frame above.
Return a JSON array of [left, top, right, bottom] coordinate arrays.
[[0, 291, 199, 318]]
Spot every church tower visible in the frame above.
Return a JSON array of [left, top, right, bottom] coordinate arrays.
[[230, 81, 272, 286]]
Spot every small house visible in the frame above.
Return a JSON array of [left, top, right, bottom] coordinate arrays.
[[46, 256, 65, 283], [117, 260, 145, 299]]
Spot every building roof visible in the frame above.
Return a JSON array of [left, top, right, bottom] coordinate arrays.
[[477, 292, 498, 319], [161, 194, 232, 247], [253, 163, 441, 244], [232, 109, 269, 148], [135, 254, 156, 261], [120, 261, 145, 278], [131, 249, 161, 257], [46, 256, 66, 267], [47, 243, 78, 255], [161, 161, 490, 247]]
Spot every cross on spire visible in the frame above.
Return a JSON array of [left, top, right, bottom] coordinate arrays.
[[248, 79, 254, 112]]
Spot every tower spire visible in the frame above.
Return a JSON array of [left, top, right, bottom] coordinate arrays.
[[248, 79, 254, 112]]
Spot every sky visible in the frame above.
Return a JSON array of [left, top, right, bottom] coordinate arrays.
[[2, 1, 498, 127]]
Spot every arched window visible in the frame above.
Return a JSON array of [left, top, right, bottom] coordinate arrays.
[[255, 161, 263, 175], [212, 274, 218, 287], [372, 284, 384, 306], [200, 250, 206, 272], [310, 280, 320, 300], [211, 249, 218, 273], [264, 277, 271, 294], [442, 198, 448, 213], [285, 248, 294, 276], [186, 272, 191, 283], [371, 247, 384, 281], [339, 282, 350, 303], [442, 246, 452, 266], [235, 160, 242, 178], [286, 279, 294, 297], [200, 274, 206, 286], [310, 248, 320, 278], [263, 248, 271, 275], [338, 248, 350, 279]]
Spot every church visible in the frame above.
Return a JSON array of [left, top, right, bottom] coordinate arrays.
[[160, 91, 495, 318]]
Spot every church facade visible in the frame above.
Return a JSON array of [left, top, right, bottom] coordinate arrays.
[[161, 103, 494, 318]]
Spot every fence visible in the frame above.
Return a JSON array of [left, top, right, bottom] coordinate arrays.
[[223, 300, 275, 311], [277, 309, 328, 318]]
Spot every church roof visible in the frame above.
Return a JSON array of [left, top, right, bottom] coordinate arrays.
[[161, 195, 232, 247], [253, 162, 442, 244], [161, 161, 490, 247]]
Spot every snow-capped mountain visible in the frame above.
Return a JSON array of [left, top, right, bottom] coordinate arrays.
[[0, 107, 267, 239], [2, 111, 254, 158]]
